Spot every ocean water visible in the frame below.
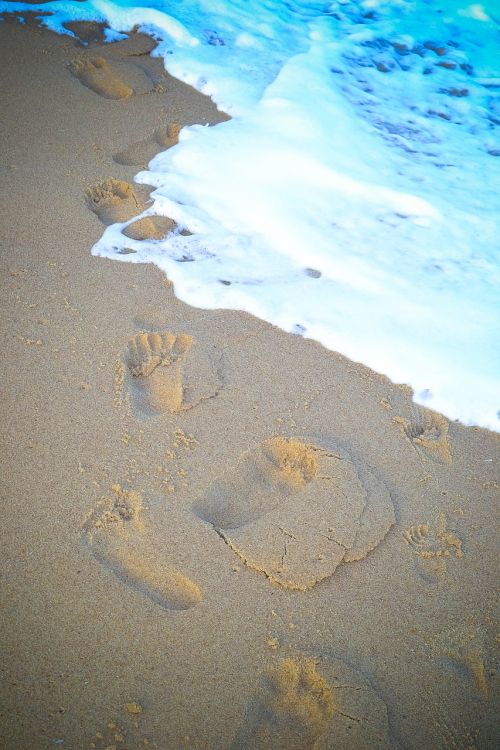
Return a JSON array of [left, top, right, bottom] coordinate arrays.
[[2, 0, 499, 430]]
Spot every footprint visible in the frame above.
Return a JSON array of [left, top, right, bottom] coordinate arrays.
[[231, 656, 394, 749], [82, 484, 203, 611], [69, 54, 154, 99], [125, 331, 221, 416], [430, 625, 491, 699], [396, 407, 452, 464], [194, 437, 395, 591], [85, 178, 149, 226], [64, 21, 107, 45], [122, 215, 177, 241], [114, 123, 181, 167], [69, 56, 133, 99], [403, 513, 463, 583]]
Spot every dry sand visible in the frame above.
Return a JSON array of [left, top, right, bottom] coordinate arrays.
[[0, 14, 498, 750]]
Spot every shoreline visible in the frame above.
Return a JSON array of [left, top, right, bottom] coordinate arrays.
[[0, 15, 498, 750]]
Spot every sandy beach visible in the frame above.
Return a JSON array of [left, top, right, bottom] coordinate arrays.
[[0, 14, 498, 749]]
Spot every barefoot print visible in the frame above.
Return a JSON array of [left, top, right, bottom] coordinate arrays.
[[232, 656, 394, 749], [194, 437, 395, 591], [404, 513, 463, 583], [82, 484, 203, 610], [69, 53, 154, 99], [396, 407, 452, 464], [85, 178, 147, 225], [125, 331, 221, 416], [113, 122, 181, 168]]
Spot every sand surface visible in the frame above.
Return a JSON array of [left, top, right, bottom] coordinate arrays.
[[0, 15, 498, 750]]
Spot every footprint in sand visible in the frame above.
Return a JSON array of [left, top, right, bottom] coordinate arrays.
[[85, 178, 178, 240], [113, 122, 182, 168], [430, 625, 492, 700], [81, 484, 202, 610], [123, 215, 178, 241], [404, 513, 463, 583], [395, 407, 452, 464], [64, 21, 107, 45], [231, 656, 394, 749], [69, 54, 154, 99], [193, 437, 395, 591], [125, 331, 221, 416], [69, 56, 132, 99], [85, 178, 148, 225]]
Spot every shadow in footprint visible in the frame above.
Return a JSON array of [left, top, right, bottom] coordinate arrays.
[[232, 656, 394, 749], [82, 484, 202, 611], [194, 437, 395, 591], [125, 331, 221, 417]]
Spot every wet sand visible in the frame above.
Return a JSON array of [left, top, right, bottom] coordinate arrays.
[[0, 15, 498, 750]]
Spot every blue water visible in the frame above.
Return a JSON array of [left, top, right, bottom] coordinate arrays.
[[2, 0, 499, 430]]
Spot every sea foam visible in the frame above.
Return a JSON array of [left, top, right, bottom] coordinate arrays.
[[2, 0, 499, 430]]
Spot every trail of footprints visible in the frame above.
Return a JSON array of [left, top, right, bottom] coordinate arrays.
[[62, 19, 483, 747], [79, 295, 463, 745], [81, 328, 221, 609], [71, 23, 184, 244], [78, 324, 491, 746], [83, 321, 462, 602], [83, 324, 401, 607]]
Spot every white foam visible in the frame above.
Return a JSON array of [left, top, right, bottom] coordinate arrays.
[[2, 0, 499, 430]]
